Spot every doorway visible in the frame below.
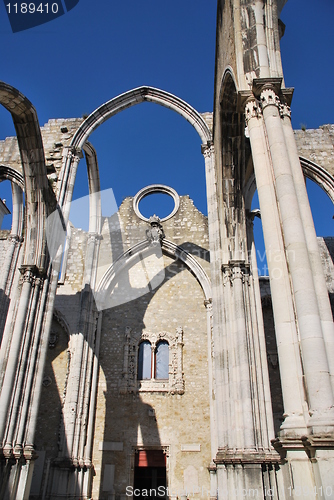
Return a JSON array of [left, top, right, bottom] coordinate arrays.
[[133, 450, 167, 498]]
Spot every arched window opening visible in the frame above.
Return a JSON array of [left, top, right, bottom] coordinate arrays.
[[0, 179, 13, 230], [87, 102, 207, 217], [69, 157, 90, 231], [138, 341, 152, 380], [155, 341, 169, 380]]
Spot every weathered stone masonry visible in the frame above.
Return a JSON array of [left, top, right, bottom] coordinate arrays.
[[1, 1, 334, 498]]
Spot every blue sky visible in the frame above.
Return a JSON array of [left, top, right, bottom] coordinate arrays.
[[0, 0, 333, 247]]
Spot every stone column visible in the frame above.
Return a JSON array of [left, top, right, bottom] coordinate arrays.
[[280, 101, 334, 395], [204, 299, 217, 459], [5, 275, 43, 455], [0, 266, 37, 442], [258, 84, 334, 431], [244, 97, 307, 434], [245, 213, 275, 448], [222, 261, 255, 450], [202, 142, 229, 451]]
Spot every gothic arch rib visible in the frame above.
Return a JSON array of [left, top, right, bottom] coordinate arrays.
[[71, 86, 212, 148], [0, 165, 25, 238], [96, 238, 212, 308], [300, 156, 334, 204], [0, 165, 25, 190], [82, 141, 102, 234], [57, 86, 213, 237], [0, 81, 50, 270]]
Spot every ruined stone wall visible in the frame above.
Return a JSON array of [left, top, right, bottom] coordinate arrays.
[[0, 118, 83, 196], [91, 195, 211, 499], [1, 114, 334, 497], [294, 125, 334, 176], [35, 193, 212, 499]]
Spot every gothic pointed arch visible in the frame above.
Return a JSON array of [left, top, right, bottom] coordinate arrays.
[[0, 81, 51, 270], [300, 157, 334, 205], [0, 165, 24, 190], [57, 87, 213, 225], [71, 86, 212, 149], [96, 238, 212, 307]]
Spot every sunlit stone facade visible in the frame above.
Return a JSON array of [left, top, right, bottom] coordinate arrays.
[[1, 1, 334, 498]]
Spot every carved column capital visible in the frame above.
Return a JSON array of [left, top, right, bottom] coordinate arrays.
[[19, 265, 39, 285], [62, 146, 83, 162], [222, 261, 250, 284], [201, 141, 215, 158], [244, 98, 262, 124], [280, 101, 291, 119], [259, 87, 281, 111], [34, 276, 44, 288], [87, 232, 103, 244]]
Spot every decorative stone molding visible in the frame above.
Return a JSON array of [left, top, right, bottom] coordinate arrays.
[[214, 448, 280, 465], [204, 298, 212, 310], [244, 98, 262, 124], [119, 327, 185, 395], [133, 184, 180, 223], [201, 141, 215, 159], [279, 102, 291, 119], [19, 265, 39, 285], [146, 215, 165, 245], [222, 261, 250, 285], [260, 87, 281, 110], [48, 330, 58, 348]]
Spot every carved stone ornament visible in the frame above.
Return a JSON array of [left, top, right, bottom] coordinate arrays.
[[279, 102, 291, 119], [146, 215, 165, 245], [201, 141, 214, 159], [42, 375, 52, 387], [119, 327, 185, 395], [244, 99, 261, 124], [222, 261, 250, 285], [49, 330, 58, 348], [260, 88, 280, 110]]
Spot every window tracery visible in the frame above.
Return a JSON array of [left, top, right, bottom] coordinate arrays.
[[120, 327, 184, 394]]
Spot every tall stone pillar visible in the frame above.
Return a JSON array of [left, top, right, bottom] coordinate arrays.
[[257, 82, 334, 433], [244, 97, 307, 435], [0, 265, 45, 500], [280, 101, 334, 394]]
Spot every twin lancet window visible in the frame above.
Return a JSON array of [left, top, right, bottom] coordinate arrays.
[[120, 327, 185, 394], [138, 340, 169, 380]]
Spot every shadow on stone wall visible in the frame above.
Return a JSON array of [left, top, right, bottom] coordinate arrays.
[[31, 240, 208, 499]]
